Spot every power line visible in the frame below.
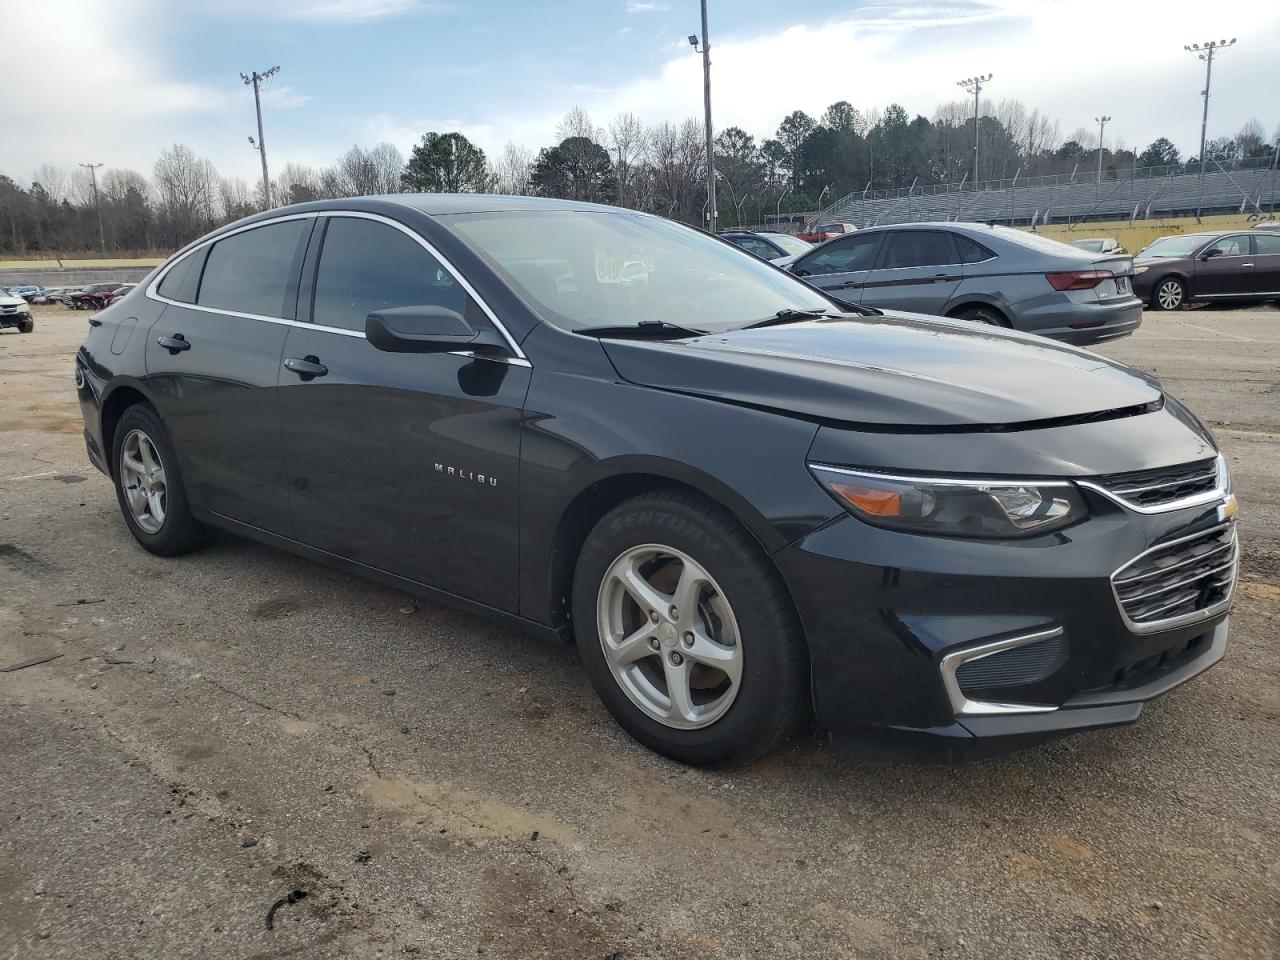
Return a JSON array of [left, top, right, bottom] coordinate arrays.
[[241, 66, 281, 209], [956, 74, 992, 189], [1183, 38, 1236, 223], [79, 162, 104, 252]]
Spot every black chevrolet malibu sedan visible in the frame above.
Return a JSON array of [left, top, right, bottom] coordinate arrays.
[[75, 195, 1238, 765]]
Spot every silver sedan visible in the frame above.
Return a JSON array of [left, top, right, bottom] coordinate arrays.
[[781, 222, 1143, 345]]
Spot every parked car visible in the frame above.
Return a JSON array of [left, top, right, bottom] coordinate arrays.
[[1249, 221, 1280, 232], [6, 284, 46, 302], [720, 230, 813, 262], [796, 221, 857, 243], [0, 287, 35, 333], [32, 287, 70, 305], [1070, 237, 1126, 255], [76, 195, 1236, 765], [1132, 230, 1280, 310], [68, 283, 129, 310], [784, 222, 1142, 345]]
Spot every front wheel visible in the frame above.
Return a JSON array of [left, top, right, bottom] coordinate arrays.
[[18, 318, 33, 334], [572, 490, 808, 765], [1152, 277, 1185, 311], [110, 404, 211, 556]]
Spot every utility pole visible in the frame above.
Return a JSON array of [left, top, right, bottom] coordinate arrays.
[[689, 3, 717, 232], [1094, 115, 1111, 184], [1184, 39, 1235, 223], [956, 74, 992, 189], [79, 162, 105, 252], [241, 65, 280, 208]]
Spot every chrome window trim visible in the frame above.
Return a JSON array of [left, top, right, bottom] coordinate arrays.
[[1109, 521, 1237, 635], [938, 627, 1063, 717], [1077, 453, 1229, 515], [144, 208, 528, 361], [808, 463, 1075, 488]]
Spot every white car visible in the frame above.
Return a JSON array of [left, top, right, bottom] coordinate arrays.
[[0, 287, 35, 334]]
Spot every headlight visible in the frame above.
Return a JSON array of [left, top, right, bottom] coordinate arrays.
[[17, 301, 30, 313], [809, 465, 1088, 539], [1133, 265, 1148, 275]]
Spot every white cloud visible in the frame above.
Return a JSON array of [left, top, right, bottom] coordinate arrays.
[[626, 1, 669, 13], [218, 0, 447, 22], [261, 85, 314, 110]]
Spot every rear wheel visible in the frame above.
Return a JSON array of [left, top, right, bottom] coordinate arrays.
[[1152, 277, 1185, 311], [572, 490, 808, 765], [110, 404, 211, 556], [953, 304, 1009, 328]]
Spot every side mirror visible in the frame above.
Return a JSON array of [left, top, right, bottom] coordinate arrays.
[[1200, 248, 1221, 260], [366, 305, 482, 354]]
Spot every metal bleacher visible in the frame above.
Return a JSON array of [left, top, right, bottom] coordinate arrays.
[[800, 159, 1280, 229]]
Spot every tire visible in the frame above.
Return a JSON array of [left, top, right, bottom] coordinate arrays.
[[953, 305, 1009, 328], [572, 489, 808, 765], [18, 318, 33, 334], [1151, 277, 1185, 311], [110, 403, 211, 556]]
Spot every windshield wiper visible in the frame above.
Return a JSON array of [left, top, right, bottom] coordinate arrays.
[[741, 308, 834, 330], [575, 320, 708, 340]]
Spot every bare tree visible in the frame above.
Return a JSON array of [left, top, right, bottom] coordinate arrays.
[[274, 162, 322, 205], [369, 142, 406, 194], [33, 163, 69, 204], [153, 143, 219, 244], [608, 112, 649, 209], [491, 142, 534, 195], [556, 106, 601, 144]]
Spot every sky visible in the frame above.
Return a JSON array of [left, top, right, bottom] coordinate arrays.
[[3, 0, 1279, 189]]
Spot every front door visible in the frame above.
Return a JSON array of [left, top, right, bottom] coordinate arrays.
[[859, 230, 964, 314], [791, 232, 884, 304], [1192, 233, 1254, 297], [278, 213, 530, 612], [144, 218, 310, 534]]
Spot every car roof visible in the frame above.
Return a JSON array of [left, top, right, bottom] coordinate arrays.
[[374, 193, 624, 216]]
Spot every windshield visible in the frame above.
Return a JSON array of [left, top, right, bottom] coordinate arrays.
[[1140, 235, 1207, 258], [445, 210, 833, 331], [766, 234, 813, 255]]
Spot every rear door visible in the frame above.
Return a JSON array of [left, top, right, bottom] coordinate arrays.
[[278, 213, 530, 611], [860, 230, 963, 314], [144, 217, 309, 534], [1191, 233, 1254, 297], [790, 232, 884, 302], [1250, 231, 1280, 294]]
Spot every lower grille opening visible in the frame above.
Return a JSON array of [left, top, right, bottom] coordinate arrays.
[[955, 632, 1068, 694], [1111, 632, 1213, 690]]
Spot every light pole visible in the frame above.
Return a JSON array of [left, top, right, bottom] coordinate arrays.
[[956, 73, 992, 188], [79, 162, 104, 252], [1184, 39, 1235, 223], [775, 183, 791, 229], [1094, 115, 1111, 184], [241, 65, 280, 208], [688, 3, 717, 233]]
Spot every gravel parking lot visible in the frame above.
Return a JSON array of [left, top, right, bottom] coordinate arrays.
[[2, 303, 1277, 960]]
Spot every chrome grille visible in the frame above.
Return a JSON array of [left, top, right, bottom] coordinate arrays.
[[1090, 457, 1221, 509], [1111, 523, 1237, 633]]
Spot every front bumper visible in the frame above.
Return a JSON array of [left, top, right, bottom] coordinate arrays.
[[776, 490, 1235, 758]]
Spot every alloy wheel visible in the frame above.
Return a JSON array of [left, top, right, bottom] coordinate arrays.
[[1157, 279, 1183, 310], [596, 544, 743, 730], [119, 428, 168, 534]]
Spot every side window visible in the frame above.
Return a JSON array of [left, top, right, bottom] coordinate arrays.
[[1254, 234, 1280, 255], [198, 220, 308, 318], [156, 249, 205, 303], [312, 217, 468, 333], [954, 235, 995, 264], [799, 233, 882, 275], [1205, 235, 1249, 257], [882, 231, 957, 269], [735, 237, 777, 260]]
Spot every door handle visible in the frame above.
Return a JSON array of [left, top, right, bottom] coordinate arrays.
[[1241, 263, 1254, 267], [283, 355, 328, 381], [157, 334, 190, 354]]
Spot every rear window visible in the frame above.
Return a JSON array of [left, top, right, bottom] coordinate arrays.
[[157, 250, 204, 303], [1255, 234, 1280, 255], [882, 231, 957, 268], [955, 235, 995, 263], [197, 220, 308, 318]]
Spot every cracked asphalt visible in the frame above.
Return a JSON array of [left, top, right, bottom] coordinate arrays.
[[2, 303, 1278, 960]]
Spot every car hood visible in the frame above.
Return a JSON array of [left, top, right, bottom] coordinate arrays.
[[600, 313, 1163, 430], [0, 294, 26, 307]]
